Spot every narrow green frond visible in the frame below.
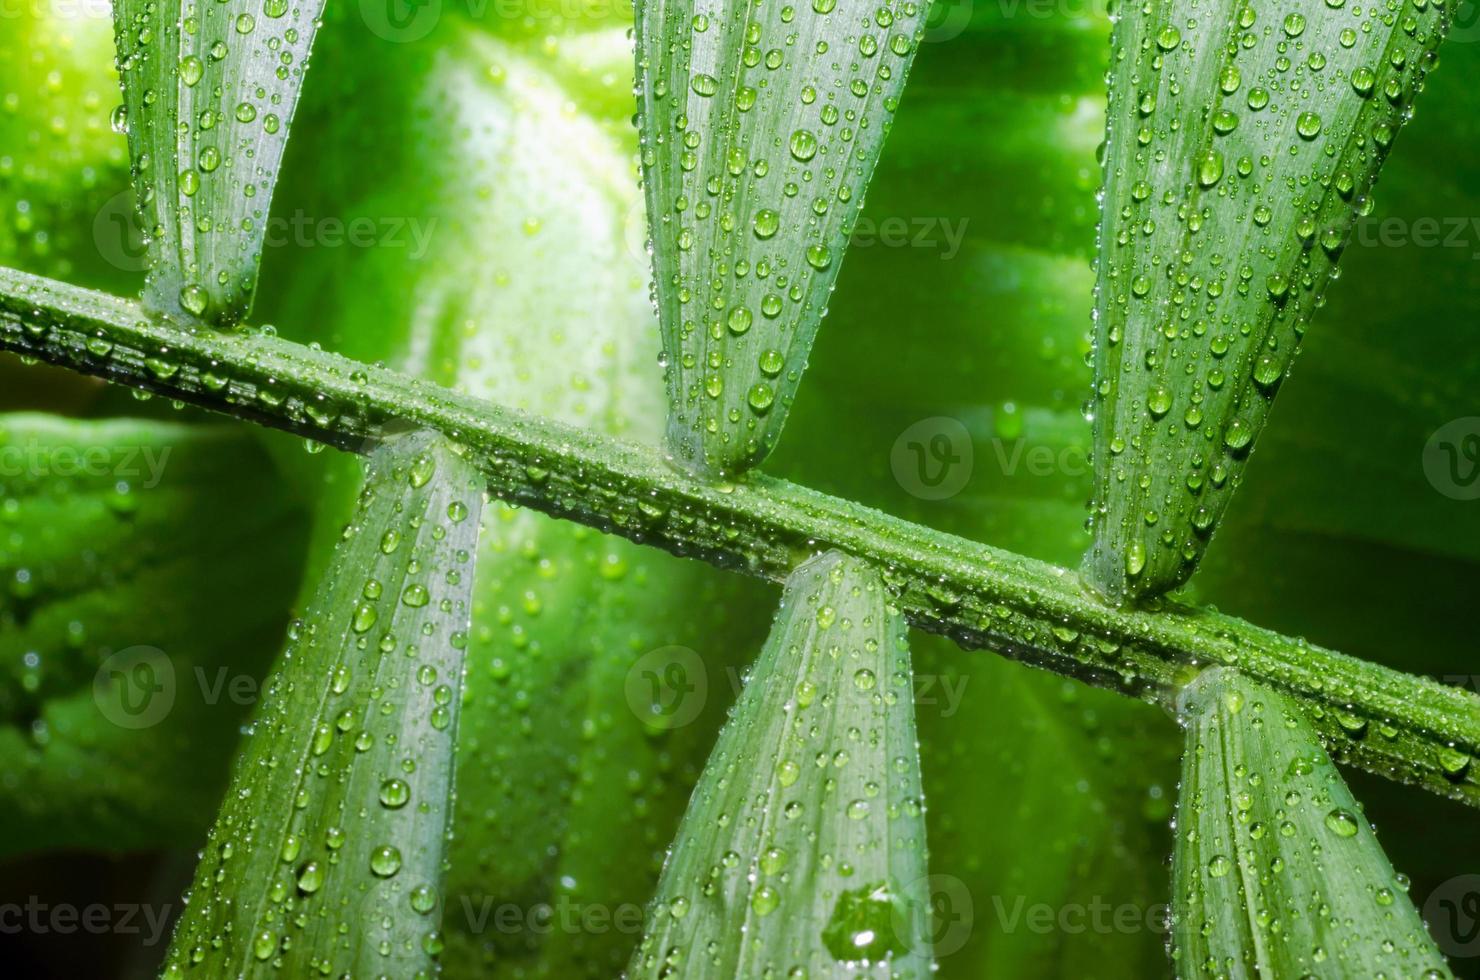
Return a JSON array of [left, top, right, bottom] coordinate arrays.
[[161, 433, 483, 978], [111, 0, 323, 326], [1085, 0, 1451, 602], [1172, 667, 1452, 978], [8, 267, 1480, 810], [635, 0, 933, 478], [627, 551, 933, 977]]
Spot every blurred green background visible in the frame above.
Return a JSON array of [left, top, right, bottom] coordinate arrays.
[[2, 0, 1479, 976]]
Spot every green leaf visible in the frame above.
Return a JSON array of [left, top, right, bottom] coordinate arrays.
[[160, 432, 483, 978], [627, 551, 933, 977], [111, 0, 324, 326], [773, 12, 1180, 975], [258, 18, 775, 976], [1084, 0, 1453, 602], [0, 413, 306, 855], [272, 12, 1173, 978], [1172, 666, 1451, 978], [636, 0, 934, 477], [445, 521, 771, 977]]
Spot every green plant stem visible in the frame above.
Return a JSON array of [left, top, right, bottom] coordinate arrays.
[[3, 264, 1478, 807]]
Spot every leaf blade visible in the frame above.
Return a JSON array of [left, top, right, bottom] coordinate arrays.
[[111, 0, 324, 325], [627, 551, 933, 977], [1172, 666, 1452, 978], [261, 26, 778, 975], [636, 0, 933, 477], [161, 432, 483, 978], [1085, 0, 1452, 601]]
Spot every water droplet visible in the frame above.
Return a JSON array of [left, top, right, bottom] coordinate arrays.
[[789, 129, 819, 162], [296, 860, 324, 894], [751, 885, 780, 916], [777, 760, 800, 786], [410, 885, 439, 914], [352, 603, 378, 633], [252, 930, 277, 961], [753, 209, 780, 239], [1125, 539, 1147, 578], [1324, 809, 1360, 838], [180, 56, 204, 87], [822, 884, 909, 963], [408, 453, 436, 487], [379, 778, 411, 809], [1198, 150, 1225, 188], [179, 285, 208, 317], [370, 845, 403, 877]]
